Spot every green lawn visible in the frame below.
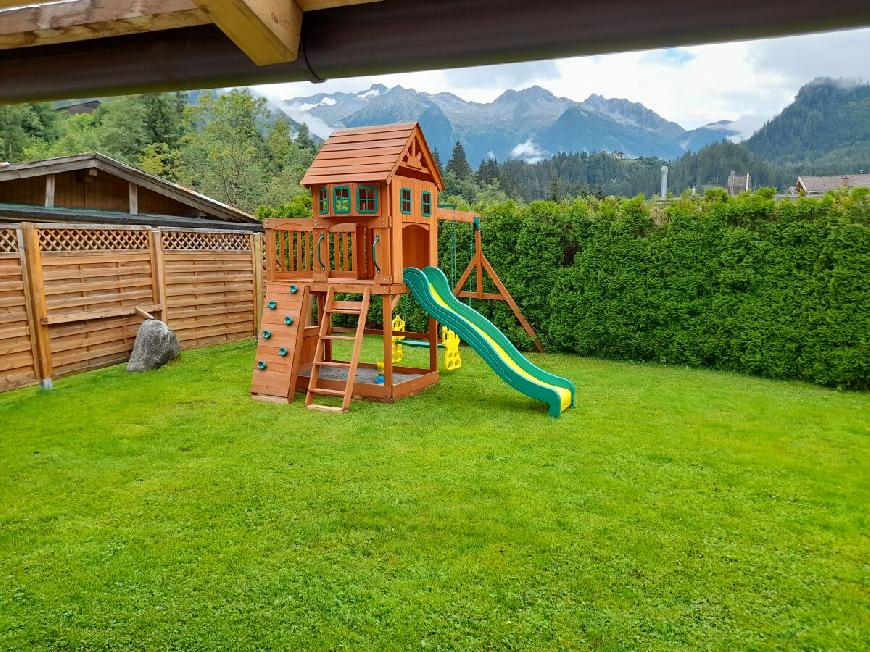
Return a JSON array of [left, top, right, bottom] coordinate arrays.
[[0, 339, 867, 650]]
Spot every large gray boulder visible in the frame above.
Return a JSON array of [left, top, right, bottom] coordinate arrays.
[[127, 319, 180, 372]]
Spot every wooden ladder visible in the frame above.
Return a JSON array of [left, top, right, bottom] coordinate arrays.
[[305, 287, 371, 413]]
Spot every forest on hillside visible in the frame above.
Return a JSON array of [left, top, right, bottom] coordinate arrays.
[[1, 87, 866, 215], [0, 90, 319, 214]]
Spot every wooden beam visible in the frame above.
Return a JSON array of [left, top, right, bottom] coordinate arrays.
[[128, 182, 139, 215], [192, 0, 303, 65], [44, 174, 54, 209], [15, 225, 41, 382], [251, 232, 264, 333], [296, 1, 380, 9], [0, 0, 212, 50], [21, 223, 53, 386], [480, 254, 544, 352], [151, 229, 168, 324]]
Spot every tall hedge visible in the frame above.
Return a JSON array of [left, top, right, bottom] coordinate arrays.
[[439, 190, 869, 389]]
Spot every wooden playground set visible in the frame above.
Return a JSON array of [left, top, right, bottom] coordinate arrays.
[[250, 123, 574, 416]]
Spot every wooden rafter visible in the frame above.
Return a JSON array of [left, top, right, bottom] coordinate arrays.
[[0, 0, 211, 49], [191, 0, 304, 66], [0, 0, 382, 64]]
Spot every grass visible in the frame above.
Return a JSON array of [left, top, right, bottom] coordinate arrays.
[[0, 339, 867, 650]]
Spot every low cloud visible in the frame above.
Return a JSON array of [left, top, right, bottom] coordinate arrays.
[[510, 139, 546, 162], [747, 28, 870, 84], [445, 60, 560, 91]]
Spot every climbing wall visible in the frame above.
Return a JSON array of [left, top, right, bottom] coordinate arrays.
[[250, 282, 308, 401]]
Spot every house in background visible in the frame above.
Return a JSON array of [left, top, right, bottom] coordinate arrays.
[[54, 100, 101, 115], [795, 173, 870, 196], [0, 153, 260, 231]]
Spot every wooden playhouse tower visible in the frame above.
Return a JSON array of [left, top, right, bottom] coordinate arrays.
[[250, 123, 447, 411]]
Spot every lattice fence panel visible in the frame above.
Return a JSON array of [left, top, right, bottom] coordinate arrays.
[[0, 228, 19, 253], [162, 231, 251, 252], [39, 228, 150, 252]]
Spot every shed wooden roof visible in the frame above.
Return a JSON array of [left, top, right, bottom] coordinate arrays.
[[0, 153, 258, 225], [301, 123, 444, 189]]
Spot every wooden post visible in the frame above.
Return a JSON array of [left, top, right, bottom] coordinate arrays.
[[474, 225, 483, 298], [382, 293, 393, 393], [16, 226, 41, 381], [44, 174, 55, 208], [251, 232, 264, 333], [21, 223, 52, 389], [151, 228, 167, 324], [264, 225, 276, 281], [428, 317, 438, 372], [128, 182, 138, 215]]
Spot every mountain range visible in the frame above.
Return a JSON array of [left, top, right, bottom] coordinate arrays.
[[277, 84, 741, 164]]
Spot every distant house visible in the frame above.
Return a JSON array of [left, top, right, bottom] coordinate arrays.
[[795, 174, 870, 195], [54, 100, 101, 115], [727, 170, 750, 196], [0, 153, 260, 231], [610, 151, 625, 160]]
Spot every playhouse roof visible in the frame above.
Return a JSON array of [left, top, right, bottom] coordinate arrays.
[[301, 123, 444, 190]]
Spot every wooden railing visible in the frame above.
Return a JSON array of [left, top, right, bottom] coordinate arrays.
[[265, 218, 371, 282]]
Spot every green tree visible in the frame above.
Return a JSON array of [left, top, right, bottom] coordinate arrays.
[[446, 141, 472, 179], [0, 103, 57, 161], [179, 89, 270, 212], [477, 157, 500, 185]]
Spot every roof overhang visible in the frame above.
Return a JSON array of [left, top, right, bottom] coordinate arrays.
[[0, 153, 259, 225], [1, 0, 869, 104]]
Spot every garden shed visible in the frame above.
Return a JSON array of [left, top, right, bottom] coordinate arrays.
[[0, 154, 265, 393]]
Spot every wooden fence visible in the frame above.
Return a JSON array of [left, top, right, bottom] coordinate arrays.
[[0, 222, 264, 393]]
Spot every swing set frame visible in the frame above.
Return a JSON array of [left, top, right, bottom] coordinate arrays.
[[436, 207, 544, 353]]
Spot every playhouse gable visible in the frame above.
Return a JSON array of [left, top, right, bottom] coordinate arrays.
[[301, 123, 443, 189], [393, 128, 443, 189]]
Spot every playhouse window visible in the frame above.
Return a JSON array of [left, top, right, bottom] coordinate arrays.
[[333, 186, 351, 214], [356, 185, 378, 214], [318, 187, 329, 214], [400, 187, 412, 214], [421, 191, 432, 217]]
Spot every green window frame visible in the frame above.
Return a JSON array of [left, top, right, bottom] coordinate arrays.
[[318, 187, 329, 214], [333, 185, 351, 214], [356, 185, 378, 214], [400, 187, 412, 215], [421, 191, 432, 217]]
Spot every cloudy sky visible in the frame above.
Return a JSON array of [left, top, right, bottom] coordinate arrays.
[[256, 27, 870, 138]]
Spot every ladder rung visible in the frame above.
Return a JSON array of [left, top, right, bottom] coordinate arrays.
[[313, 361, 349, 367], [306, 404, 346, 413], [331, 308, 362, 315], [308, 387, 346, 397], [321, 335, 355, 341], [331, 299, 364, 309]]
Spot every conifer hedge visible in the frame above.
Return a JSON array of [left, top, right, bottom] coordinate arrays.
[[430, 189, 869, 389]]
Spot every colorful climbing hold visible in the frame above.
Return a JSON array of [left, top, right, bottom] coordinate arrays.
[[284, 316, 294, 326], [262, 330, 272, 340], [278, 347, 288, 357], [257, 361, 267, 370], [267, 300, 277, 310], [289, 284, 298, 294]]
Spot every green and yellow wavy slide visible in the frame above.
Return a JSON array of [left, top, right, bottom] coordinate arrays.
[[404, 266, 575, 417]]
